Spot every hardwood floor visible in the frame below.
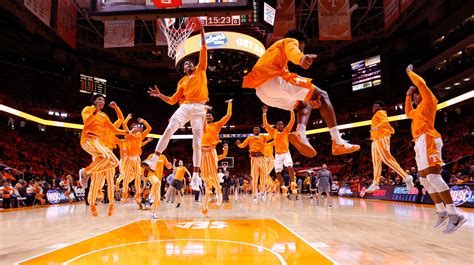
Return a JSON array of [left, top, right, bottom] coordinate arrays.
[[1, 194, 472, 264]]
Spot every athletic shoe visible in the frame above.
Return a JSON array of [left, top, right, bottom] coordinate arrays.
[[281, 186, 288, 195], [201, 209, 208, 215], [443, 214, 467, 234], [295, 195, 299, 200], [289, 131, 317, 158], [290, 182, 298, 194], [79, 168, 89, 189], [216, 193, 223, 206], [152, 214, 158, 219], [176, 203, 181, 208], [107, 204, 115, 216], [405, 175, 415, 191], [260, 192, 266, 202], [328, 203, 332, 207], [90, 204, 98, 217], [143, 160, 156, 171], [332, 139, 360, 156], [433, 211, 448, 228], [365, 183, 380, 193], [253, 197, 258, 204], [286, 193, 291, 200]]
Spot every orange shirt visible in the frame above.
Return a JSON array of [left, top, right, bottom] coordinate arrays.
[[174, 167, 186, 181], [370, 110, 395, 140], [80, 106, 125, 145], [263, 141, 274, 158], [2, 186, 12, 198], [237, 134, 273, 153], [144, 154, 172, 180], [124, 120, 152, 157], [101, 107, 124, 149], [162, 45, 208, 105], [263, 110, 294, 154], [405, 71, 441, 140], [242, 38, 307, 88], [202, 102, 232, 147]]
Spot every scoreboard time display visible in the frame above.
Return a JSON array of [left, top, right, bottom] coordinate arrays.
[[80, 74, 107, 95]]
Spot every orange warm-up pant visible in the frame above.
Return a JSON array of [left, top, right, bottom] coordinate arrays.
[[264, 157, 275, 189], [201, 147, 221, 210], [81, 137, 119, 206], [115, 158, 127, 189], [147, 173, 162, 214], [371, 135, 409, 184], [122, 156, 142, 200], [251, 156, 267, 197]]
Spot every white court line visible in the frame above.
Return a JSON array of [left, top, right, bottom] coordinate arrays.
[[13, 219, 141, 265], [63, 239, 287, 265], [272, 217, 339, 265]]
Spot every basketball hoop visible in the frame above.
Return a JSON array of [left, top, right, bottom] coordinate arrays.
[[158, 17, 197, 59]]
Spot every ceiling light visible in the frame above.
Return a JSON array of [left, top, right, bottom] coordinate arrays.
[[463, 78, 470, 81], [444, 86, 451, 90], [454, 82, 460, 86]]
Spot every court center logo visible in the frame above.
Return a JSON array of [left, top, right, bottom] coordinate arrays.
[[205, 33, 228, 48], [450, 185, 471, 206], [175, 221, 228, 229]]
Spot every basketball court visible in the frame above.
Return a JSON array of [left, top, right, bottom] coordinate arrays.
[[1, 0, 473, 264]]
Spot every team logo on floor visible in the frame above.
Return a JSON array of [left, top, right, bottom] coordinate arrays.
[[450, 185, 471, 206]]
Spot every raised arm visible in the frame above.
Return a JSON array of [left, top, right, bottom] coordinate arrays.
[[109, 102, 124, 128], [148, 85, 183, 106], [217, 100, 233, 127], [262, 105, 276, 136], [141, 137, 153, 147], [104, 115, 126, 135], [81, 106, 98, 126], [217, 144, 229, 161], [406, 65, 437, 106], [285, 109, 295, 132], [236, 137, 250, 149], [138, 119, 152, 140], [197, 19, 207, 70], [405, 87, 415, 119], [163, 155, 173, 169], [122, 114, 132, 131]]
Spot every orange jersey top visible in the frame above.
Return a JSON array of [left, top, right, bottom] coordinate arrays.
[[80, 106, 125, 145], [370, 110, 394, 140], [263, 141, 274, 158], [174, 166, 187, 181], [263, 111, 295, 154], [162, 45, 208, 105], [202, 102, 232, 147], [242, 38, 307, 88], [405, 71, 441, 140], [124, 120, 152, 157], [2, 186, 12, 198], [101, 106, 124, 149], [237, 134, 273, 153], [144, 154, 172, 180]]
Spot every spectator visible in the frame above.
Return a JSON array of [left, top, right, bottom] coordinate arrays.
[[191, 173, 202, 202], [222, 171, 231, 203]]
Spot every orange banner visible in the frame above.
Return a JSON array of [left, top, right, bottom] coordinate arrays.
[[271, 0, 296, 41], [57, 0, 77, 49], [400, 0, 413, 13], [384, 0, 400, 29], [104, 20, 135, 48], [318, 0, 352, 40]]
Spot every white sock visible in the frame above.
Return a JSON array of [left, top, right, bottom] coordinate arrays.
[[435, 203, 446, 213], [193, 172, 199, 178], [329, 127, 342, 142], [296, 124, 306, 134], [446, 204, 457, 215]]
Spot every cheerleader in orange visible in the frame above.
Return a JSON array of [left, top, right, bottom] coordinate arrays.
[[242, 29, 359, 158], [81, 94, 126, 216], [142, 153, 172, 218], [236, 127, 273, 203], [200, 99, 232, 209], [262, 106, 298, 199], [201, 143, 229, 214], [121, 114, 152, 208], [405, 65, 466, 234], [365, 101, 414, 193], [146, 19, 207, 182]]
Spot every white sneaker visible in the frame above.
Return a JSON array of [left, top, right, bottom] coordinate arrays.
[[152, 214, 158, 219], [443, 214, 467, 234], [79, 168, 89, 189], [253, 196, 258, 204], [216, 193, 223, 206], [405, 175, 414, 191], [365, 183, 380, 193], [433, 211, 448, 228], [260, 192, 266, 202], [143, 160, 156, 171]]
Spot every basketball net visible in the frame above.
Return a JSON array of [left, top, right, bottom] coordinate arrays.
[[158, 17, 196, 59]]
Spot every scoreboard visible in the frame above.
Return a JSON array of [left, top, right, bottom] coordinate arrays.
[[80, 74, 107, 95], [351, 55, 382, 92]]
